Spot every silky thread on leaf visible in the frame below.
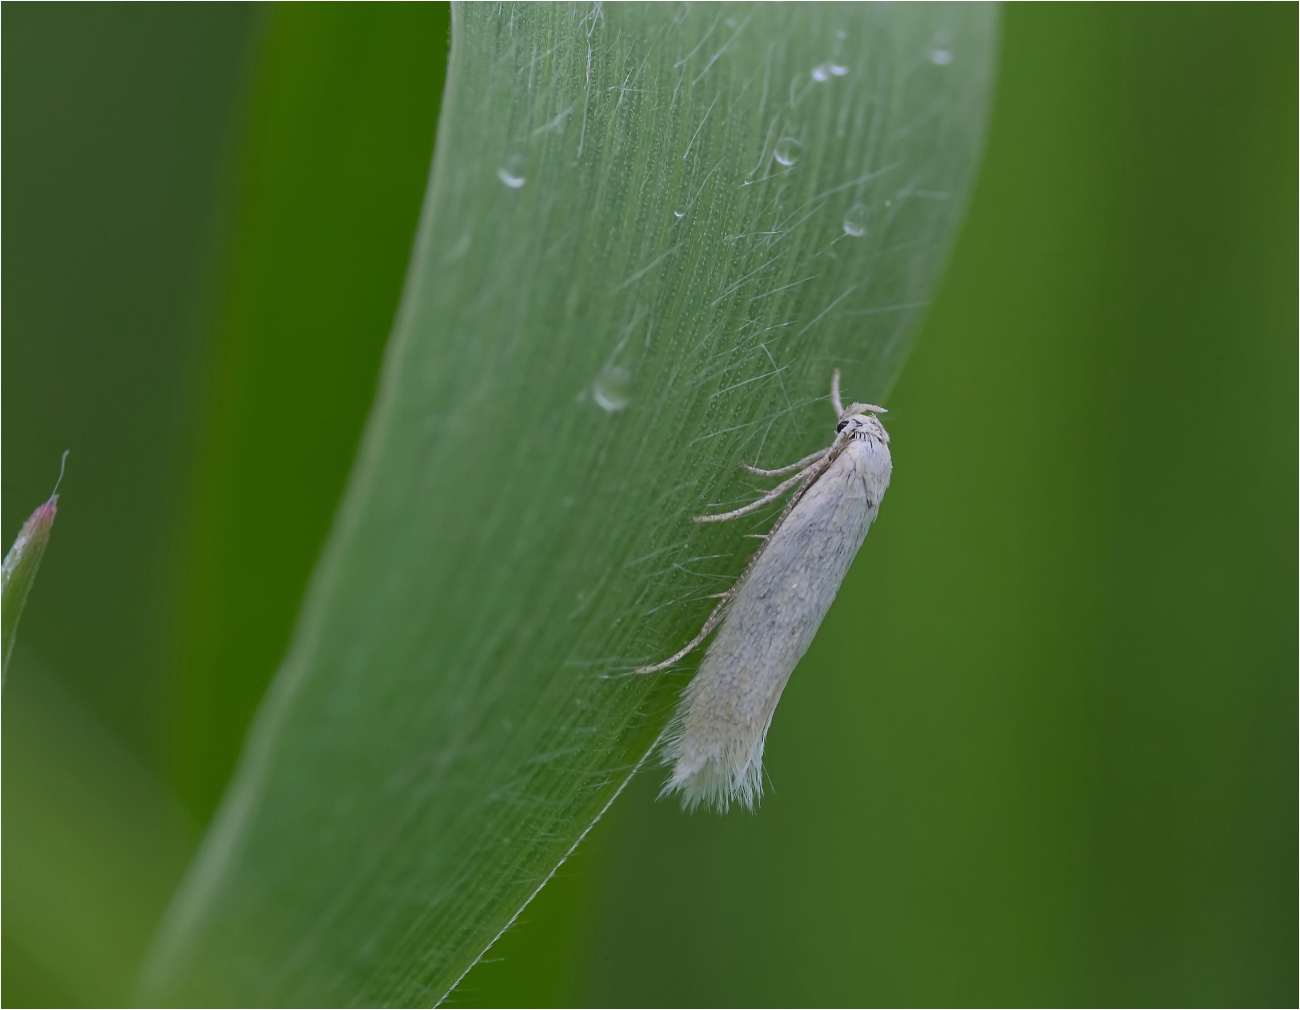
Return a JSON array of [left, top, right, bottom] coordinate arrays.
[[637, 372, 891, 812]]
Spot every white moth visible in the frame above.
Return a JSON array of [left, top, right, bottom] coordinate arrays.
[[637, 370, 892, 812]]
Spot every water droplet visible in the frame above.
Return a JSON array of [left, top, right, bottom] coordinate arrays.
[[497, 154, 527, 189], [842, 203, 870, 237], [835, 29, 847, 40], [829, 63, 848, 76], [929, 48, 953, 66], [773, 137, 802, 167], [673, 206, 686, 219], [593, 365, 632, 412], [725, 17, 737, 28], [811, 64, 831, 82]]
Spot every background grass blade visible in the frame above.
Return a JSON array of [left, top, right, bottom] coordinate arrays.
[[2, 8, 448, 1003], [142, 4, 996, 1005], [171, 2, 450, 825], [1, 10, 258, 1001], [2, 478, 60, 681]]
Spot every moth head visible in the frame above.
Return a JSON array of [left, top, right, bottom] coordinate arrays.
[[835, 402, 889, 441]]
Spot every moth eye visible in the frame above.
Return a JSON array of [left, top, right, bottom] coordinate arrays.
[[835, 420, 849, 432]]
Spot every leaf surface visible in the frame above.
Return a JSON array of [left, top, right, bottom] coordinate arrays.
[[143, 4, 996, 1004]]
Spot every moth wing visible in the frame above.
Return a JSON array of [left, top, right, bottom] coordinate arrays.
[[663, 439, 890, 810]]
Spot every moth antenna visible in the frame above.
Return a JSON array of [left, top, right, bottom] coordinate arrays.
[[830, 368, 845, 416]]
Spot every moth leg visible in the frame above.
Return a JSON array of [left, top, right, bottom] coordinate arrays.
[[693, 467, 811, 523], [831, 367, 845, 416], [740, 447, 829, 477], [634, 596, 730, 673], [741, 451, 837, 537]]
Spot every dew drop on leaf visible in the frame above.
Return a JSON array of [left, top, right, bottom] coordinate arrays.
[[774, 137, 802, 166], [593, 365, 632, 412], [843, 202, 870, 237], [497, 153, 527, 189]]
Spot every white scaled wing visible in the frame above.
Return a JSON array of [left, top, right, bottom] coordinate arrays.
[[662, 433, 892, 811]]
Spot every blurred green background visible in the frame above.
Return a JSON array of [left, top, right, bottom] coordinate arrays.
[[3, 4, 1293, 1007]]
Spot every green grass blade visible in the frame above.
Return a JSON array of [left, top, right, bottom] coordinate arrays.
[[171, 2, 449, 823], [2, 454, 66, 682], [143, 4, 997, 1005]]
